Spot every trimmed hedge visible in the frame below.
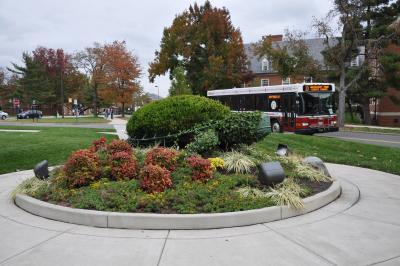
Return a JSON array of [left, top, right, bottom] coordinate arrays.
[[127, 95, 230, 138]]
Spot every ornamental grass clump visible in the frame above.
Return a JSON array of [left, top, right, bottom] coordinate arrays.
[[186, 155, 213, 182], [266, 179, 306, 209], [223, 151, 256, 174], [140, 164, 172, 193], [63, 149, 101, 188], [145, 147, 179, 171]]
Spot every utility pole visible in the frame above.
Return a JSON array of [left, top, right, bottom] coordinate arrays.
[[60, 65, 64, 118]]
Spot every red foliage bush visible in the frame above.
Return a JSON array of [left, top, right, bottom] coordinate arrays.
[[186, 155, 213, 182], [140, 164, 172, 193], [63, 149, 101, 188], [107, 139, 133, 155], [144, 147, 179, 171], [90, 137, 107, 152], [109, 151, 138, 181]]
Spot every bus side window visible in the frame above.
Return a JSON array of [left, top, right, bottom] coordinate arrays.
[[244, 95, 255, 111], [231, 95, 240, 111], [255, 94, 267, 111]]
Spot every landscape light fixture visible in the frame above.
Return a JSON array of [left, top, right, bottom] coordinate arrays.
[[34, 160, 49, 180], [276, 143, 289, 157]]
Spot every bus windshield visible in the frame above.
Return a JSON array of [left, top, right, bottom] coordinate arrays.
[[300, 92, 335, 115]]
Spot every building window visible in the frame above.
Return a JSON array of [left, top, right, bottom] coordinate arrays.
[[282, 77, 291, 85], [304, 76, 313, 83], [350, 56, 359, 67], [261, 79, 269, 87], [262, 58, 272, 71]]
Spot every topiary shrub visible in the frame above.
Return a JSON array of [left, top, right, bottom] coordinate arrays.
[[186, 155, 213, 182], [63, 149, 101, 188], [107, 139, 133, 155], [127, 95, 230, 138], [144, 147, 179, 171], [216, 111, 263, 149], [185, 129, 219, 156], [140, 164, 172, 193], [109, 151, 138, 181]]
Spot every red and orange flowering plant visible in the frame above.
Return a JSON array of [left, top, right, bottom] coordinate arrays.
[[140, 164, 172, 193], [144, 147, 179, 171], [186, 155, 213, 182], [109, 151, 138, 181], [63, 149, 101, 188]]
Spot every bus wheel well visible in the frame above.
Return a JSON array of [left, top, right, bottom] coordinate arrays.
[[270, 119, 281, 133]]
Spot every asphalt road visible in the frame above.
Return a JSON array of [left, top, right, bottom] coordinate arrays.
[[0, 122, 113, 129], [315, 131, 400, 148]]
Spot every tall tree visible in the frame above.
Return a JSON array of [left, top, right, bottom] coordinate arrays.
[[169, 65, 192, 96], [149, 1, 250, 95], [101, 41, 141, 117], [73, 43, 106, 117], [315, 0, 399, 126], [253, 30, 323, 81]]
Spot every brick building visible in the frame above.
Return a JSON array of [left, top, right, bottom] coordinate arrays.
[[244, 34, 400, 127]]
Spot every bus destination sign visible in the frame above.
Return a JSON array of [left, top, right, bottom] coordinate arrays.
[[303, 84, 332, 92]]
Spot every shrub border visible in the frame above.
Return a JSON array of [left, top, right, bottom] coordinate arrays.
[[14, 180, 340, 229]]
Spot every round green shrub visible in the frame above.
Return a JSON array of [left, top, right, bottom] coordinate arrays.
[[127, 95, 230, 138]]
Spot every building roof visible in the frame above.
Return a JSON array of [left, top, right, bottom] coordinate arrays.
[[244, 38, 338, 74]]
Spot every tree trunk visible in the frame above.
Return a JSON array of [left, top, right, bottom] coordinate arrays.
[[93, 83, 98, 117], [361, 99, 372, 125], [346, 98, 353, 121], [121, 102, 125, 118], [338, 65, 347, 127]]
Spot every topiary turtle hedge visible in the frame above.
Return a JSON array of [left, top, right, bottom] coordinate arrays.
[[127, 95, 230, 138]]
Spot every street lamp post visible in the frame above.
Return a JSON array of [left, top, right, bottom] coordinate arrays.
[[155, 85, 159, 99]]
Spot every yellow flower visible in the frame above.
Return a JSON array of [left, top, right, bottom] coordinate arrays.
[[209, 157, 225, 171]]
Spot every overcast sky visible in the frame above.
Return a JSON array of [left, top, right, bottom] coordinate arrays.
[[0, 0, 334, 97]]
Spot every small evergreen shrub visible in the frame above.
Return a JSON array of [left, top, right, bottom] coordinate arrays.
[[107, 139, 133, 155], [186, 155, 213, 182], [217, 112, 263, 149], [127, 95, 230, 138], [109, 151, 138, 181], [63, 149, 101, 188], [185, 129, 219, 155], [144, 147, 179, 171], [140, 164, 172, 193]]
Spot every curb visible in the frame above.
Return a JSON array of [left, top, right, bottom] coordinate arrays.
[[15, 180, 341, 230]]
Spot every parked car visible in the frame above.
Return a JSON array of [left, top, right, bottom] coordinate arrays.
[[0, 111, 8, 120], [17, 110, 43, 119]]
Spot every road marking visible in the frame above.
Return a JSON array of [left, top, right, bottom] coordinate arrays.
[[0, 129, 40, 133]]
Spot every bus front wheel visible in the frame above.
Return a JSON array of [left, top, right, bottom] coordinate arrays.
[[271, 121, 281, 133]]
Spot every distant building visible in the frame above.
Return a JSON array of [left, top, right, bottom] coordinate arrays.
[[244, 34, 399, 127]]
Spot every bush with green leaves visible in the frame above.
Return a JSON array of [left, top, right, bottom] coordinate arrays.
[[127, 95, 229, 138], [185, 129, 219, 155], [216, 111, 263, 149]]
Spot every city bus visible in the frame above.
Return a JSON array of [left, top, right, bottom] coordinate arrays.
[[207, 83, 339, 134]]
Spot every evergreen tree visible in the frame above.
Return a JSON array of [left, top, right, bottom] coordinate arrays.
[[169, 66, 192, 96]]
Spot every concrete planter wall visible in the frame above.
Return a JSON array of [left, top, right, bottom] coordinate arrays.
[[15, 180, 341, 230]]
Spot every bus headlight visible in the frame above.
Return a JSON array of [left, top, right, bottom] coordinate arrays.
[[331, 121, 337, 125], [302, 122, 309, 126]]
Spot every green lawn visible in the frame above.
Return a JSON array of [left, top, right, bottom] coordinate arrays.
[[0, 126, 117, 174], [343, 126, 400, 135], [1, 117, 109, 123], [256, 133, 400, 175]]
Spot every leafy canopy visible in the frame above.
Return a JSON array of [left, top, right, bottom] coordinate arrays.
[[149, 1, 250, 95]]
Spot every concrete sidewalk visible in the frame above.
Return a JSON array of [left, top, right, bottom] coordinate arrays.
[[1, 164, 400, 266], [109, 118, 129, 140]]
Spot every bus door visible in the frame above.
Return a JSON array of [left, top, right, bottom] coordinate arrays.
[[282, 93, 296, 132]]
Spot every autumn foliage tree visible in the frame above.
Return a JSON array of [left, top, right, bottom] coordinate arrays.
[[101, 41, 141, 117], [149, 1, 250, 95]]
